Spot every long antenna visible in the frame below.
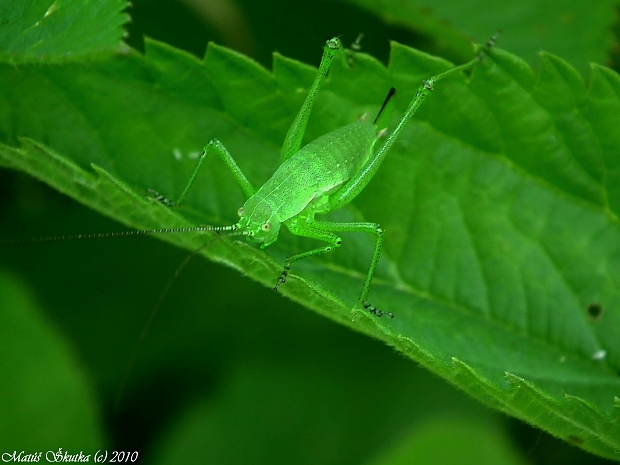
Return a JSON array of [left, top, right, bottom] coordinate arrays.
[[3, 220, 242, 412], [112, 236, 222, 415], [1, 224, 240, 244]]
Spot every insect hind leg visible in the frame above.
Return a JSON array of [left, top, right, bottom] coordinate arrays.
[[280, 37, 343, 163]]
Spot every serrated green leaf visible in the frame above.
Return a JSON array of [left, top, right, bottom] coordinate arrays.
[[0, 0, 130, 63], [1, 35, 620, 460]]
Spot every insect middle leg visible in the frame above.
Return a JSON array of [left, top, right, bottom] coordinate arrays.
[[148, 139, 255, 207], [276, 218, 392, 318]]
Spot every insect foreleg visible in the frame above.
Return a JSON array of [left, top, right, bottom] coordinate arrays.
[[275, 219, 392, 318], [280, 37, 343, 163], [149, 139, 255, 207]]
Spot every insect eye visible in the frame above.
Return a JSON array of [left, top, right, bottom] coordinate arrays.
[[261, 222, 271, 231], [237, 207, 244, 217]]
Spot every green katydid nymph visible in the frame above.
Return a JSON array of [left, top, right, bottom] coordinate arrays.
[[146, 35, 498, 318], [5, 35, 497, 318]]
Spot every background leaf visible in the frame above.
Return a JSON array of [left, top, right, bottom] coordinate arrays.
[[0, 269, 105, 453], [0, 0, 129, 63], [334, 0, 618, 75]]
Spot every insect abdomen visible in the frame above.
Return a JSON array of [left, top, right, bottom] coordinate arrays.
[[255, 121, 377, 221]]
